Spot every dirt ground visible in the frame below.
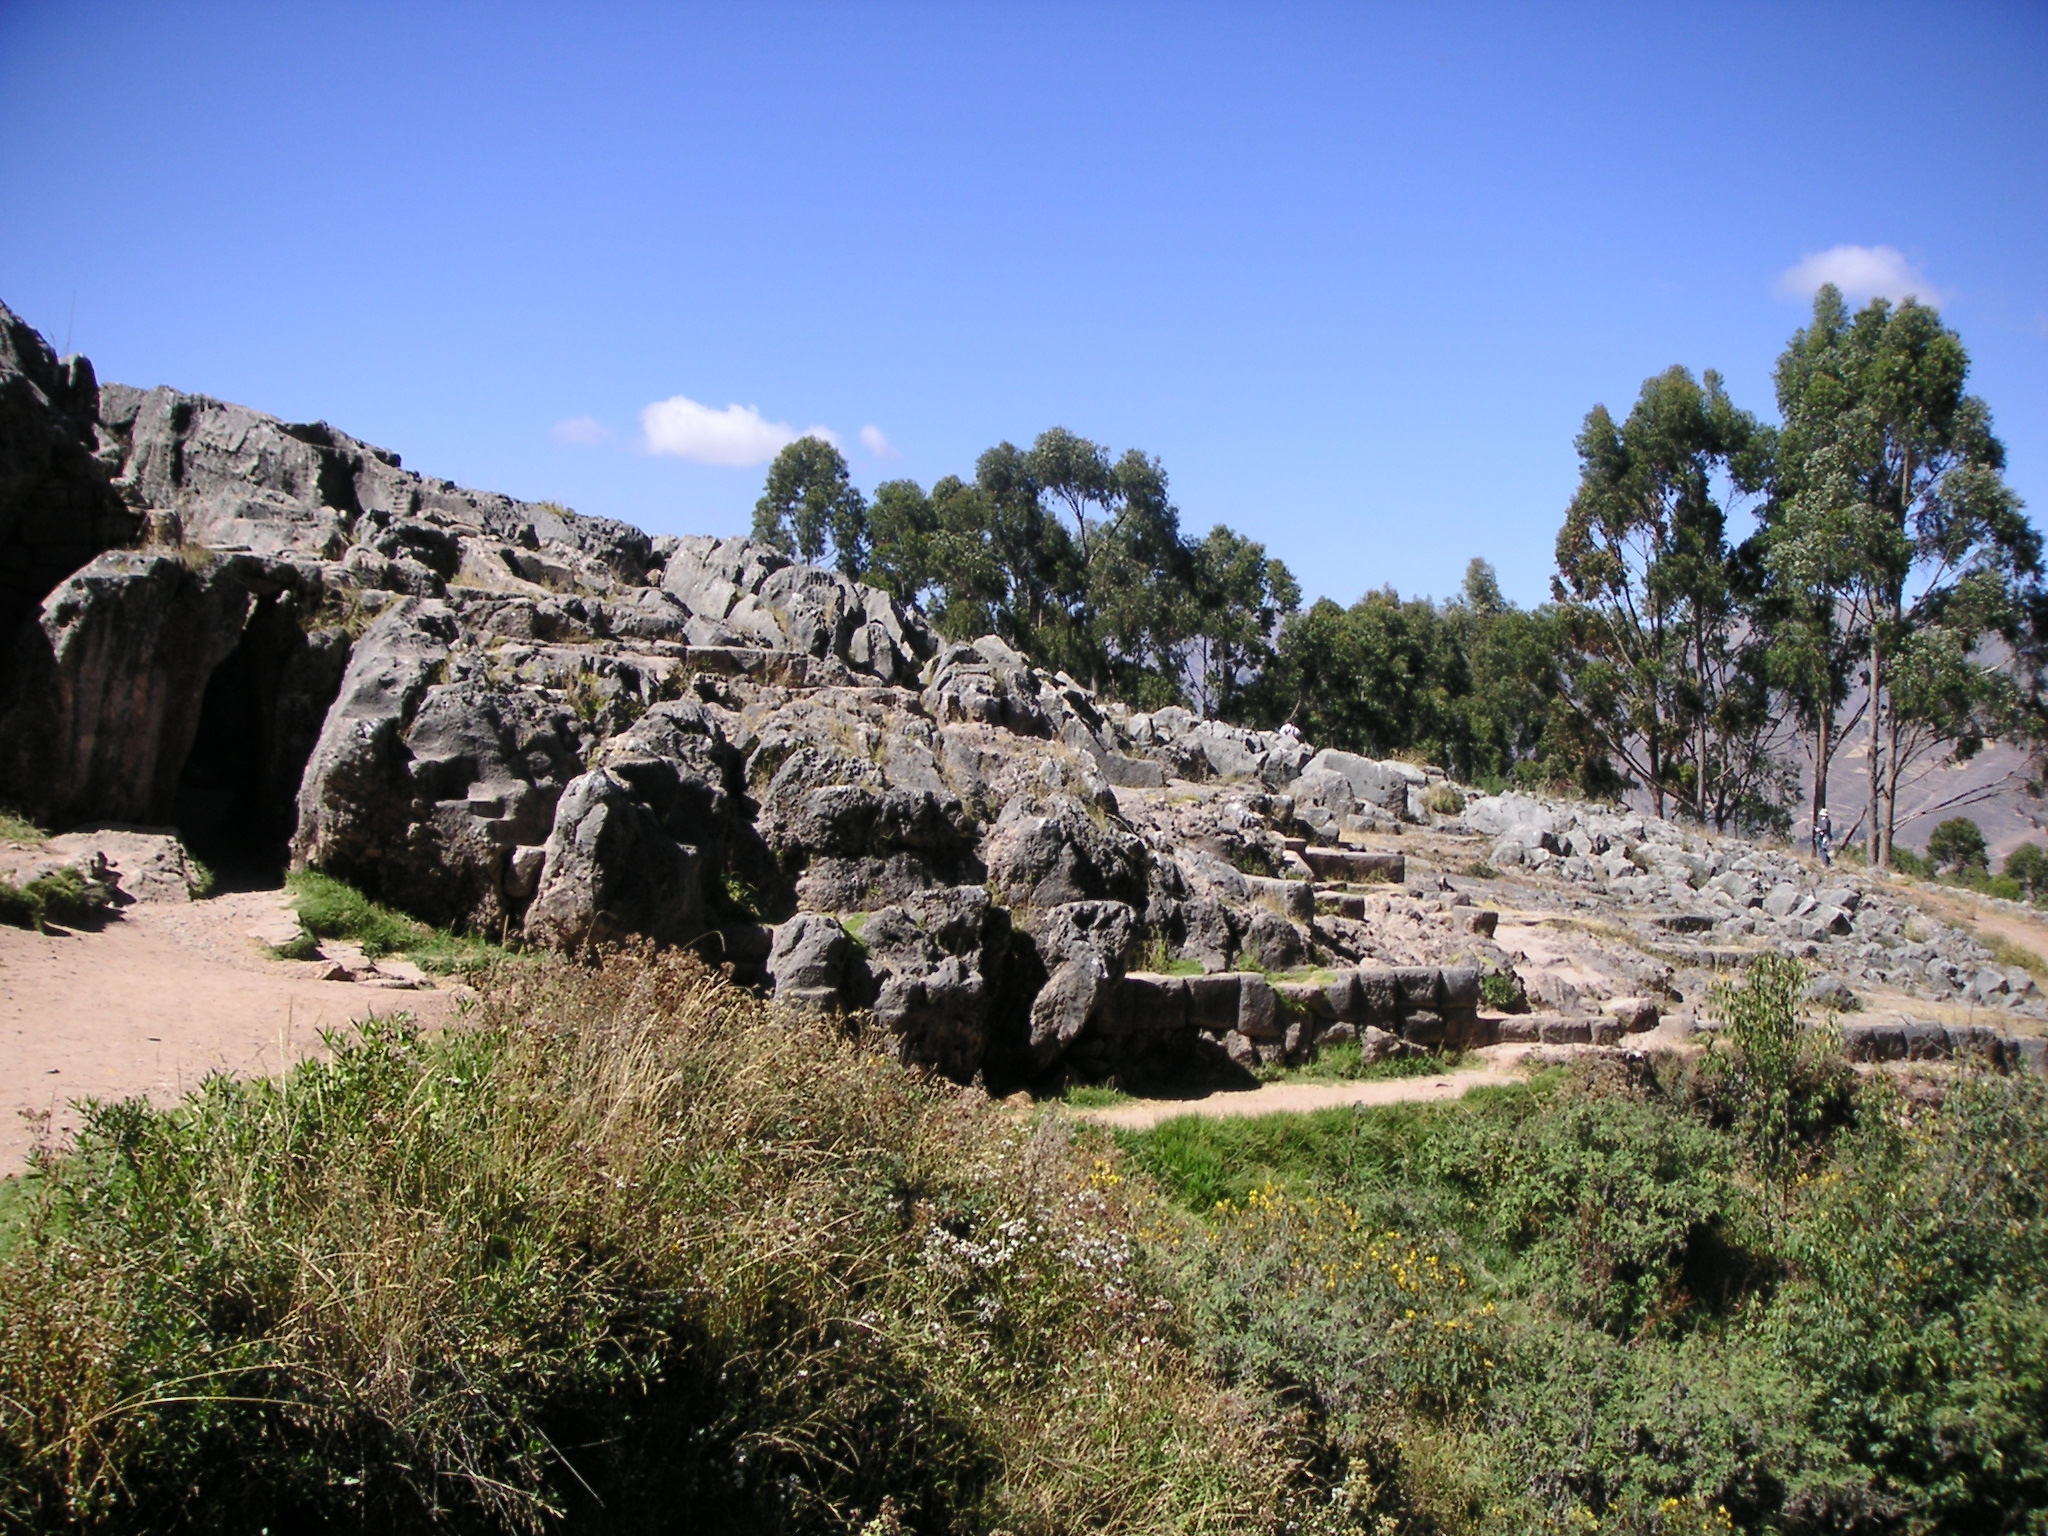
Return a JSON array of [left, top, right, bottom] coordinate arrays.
[[1068, 1047, 1536, 1130], [0, 890, 455, 1170], [1064, 1026, 1711, 1130]]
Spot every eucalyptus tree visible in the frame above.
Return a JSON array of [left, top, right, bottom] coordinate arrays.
[[1767, 285, 2037, 865], [1553, 366, 1771, 822], [751, 437, 869, 577], [1177, 526, 1299, 717]]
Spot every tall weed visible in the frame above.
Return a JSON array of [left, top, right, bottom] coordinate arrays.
[[0, 953, 1317, 1534]]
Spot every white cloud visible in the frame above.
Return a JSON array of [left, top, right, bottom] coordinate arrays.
[[1775, 245, 1945, 305], [549, 415, 610, 446], [859, 424, 899, 459], [639, 394, 836, 466]]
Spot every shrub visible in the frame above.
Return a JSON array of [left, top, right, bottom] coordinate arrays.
[[0, 867, 109, 931], [1888, 843, 1931, 877], [1479, 968, 1524, 1011], [1422, 783, 1465, 816], [1126, 1063, 2048, 1533], [0, 953, 1321, 1534], [0, 807, 46, 843], [1703, 955, 1851, 1206], [1926, 816, 1988, 873], [2005, 841, 2048, 896]]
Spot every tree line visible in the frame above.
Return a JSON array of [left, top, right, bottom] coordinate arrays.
[[750, 283, 2038, 867]]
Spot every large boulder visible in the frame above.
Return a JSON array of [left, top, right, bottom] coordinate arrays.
[[0, 303, 140, 650], [292, 599, 589, 928], [765, 912, 860, 1009], [860, 885, 1013, 1079], [983, 795, 1149, 911], [756, 743, 979, 911], [0, 551, 250, 826], [524, 768, 705, 949], [1299, 749, 1411, 815], [95, 381, 654, 586], [1028, 952, 1116, 1069], [922, 636, 1057, 735], [658, 535, 931, 683]]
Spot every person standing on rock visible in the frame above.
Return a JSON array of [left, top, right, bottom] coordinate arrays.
[[1813, 808, 1832, 867]]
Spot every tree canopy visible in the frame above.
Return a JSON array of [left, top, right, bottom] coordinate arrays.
[[745, 294, 2041, 845]]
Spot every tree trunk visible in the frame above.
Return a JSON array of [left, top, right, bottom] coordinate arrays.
[[1865, 644, 1885, 869], [1813, 709, 1831, 825], [1882, 707, 1903, 870]]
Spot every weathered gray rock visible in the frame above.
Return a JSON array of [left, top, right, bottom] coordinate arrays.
[[524, 768, 704, 950], [1033, 899, 1137, 971], [765, 912, 859, 1010], [1237, 973, 1280, 1038], [860, 885, 1012, 1078], [1300, 749, 1410, 814], [1100, 972, 1189, 1036], [37, 826, 207, 903], [1610, 997, 1661, 1033], [1803, 976, 1860, 1013], [1239, 909, 1305, 970], [1186, 971, 1242, 1031], [984, 794, 1147, 910], [1029, 952, 1114, 1067], [659, 536, 931, 684], [0, 552, 250, 827], [0, 304, 141, 650]]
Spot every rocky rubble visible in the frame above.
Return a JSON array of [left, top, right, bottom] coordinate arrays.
[[1463, 791, 2042, 1015], [3, 298, 2043, 1094]]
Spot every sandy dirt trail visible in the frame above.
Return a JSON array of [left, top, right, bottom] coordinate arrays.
[[0, 890, 454, 1170], [1070, 1045, 1548, 1130]]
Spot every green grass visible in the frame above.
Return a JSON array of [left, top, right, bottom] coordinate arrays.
[[286, 868, 513, 974], [1058, 1083, 1132, 1108], [1265, 1040, 1467, 1084], [1118, 1043, 2048, 1534], [0, 954, 1324, 1534], [0, 808, 46, 843], [0, 867, 109, 931]]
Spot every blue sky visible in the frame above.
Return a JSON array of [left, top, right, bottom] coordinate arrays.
[[2, 2, 2042, 608]]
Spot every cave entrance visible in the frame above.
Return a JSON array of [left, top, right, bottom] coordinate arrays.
[[173, 626, 279, 884], [171, 595, 320, 887]]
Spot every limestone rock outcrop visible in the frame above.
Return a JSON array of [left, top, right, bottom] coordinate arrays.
[[8, 298, 2042, 1097]]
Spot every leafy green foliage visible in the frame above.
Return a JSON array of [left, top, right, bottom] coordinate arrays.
[[0, 867, 110, 931], [1245, 564, 1587, 789], [0, 955, 1320, 1535], [2005, 841, 2048, 893], [0, 807, 47, 843], [1766, 285, 2037, 867], [1703, 955, 1853, 1204], [287, 868, 509, 974], [1125, 1057, 2048, 1534], [752, 436, 870, 577], [1553, 365, 1781, 828], [1927, 815, 1989, 872], [1479, 969, 1523, 1011]]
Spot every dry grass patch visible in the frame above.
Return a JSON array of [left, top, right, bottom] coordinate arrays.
[[0, 951, 1331, 1535]]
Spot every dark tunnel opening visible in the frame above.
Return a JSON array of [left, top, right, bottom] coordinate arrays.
[[173, 624, 281, 884], [171, 595, 349, 889]]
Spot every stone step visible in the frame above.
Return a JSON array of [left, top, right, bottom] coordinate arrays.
[[1841, 1020, 2048, 1074], [1299, 847, 1404, 884]]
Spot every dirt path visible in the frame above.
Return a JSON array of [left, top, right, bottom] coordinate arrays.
[[1892, 882, 2048, 974], [0, 891, 454, 1170], [1070, 1045, 1546, 1130]]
